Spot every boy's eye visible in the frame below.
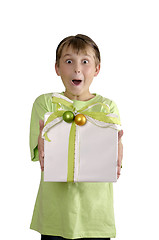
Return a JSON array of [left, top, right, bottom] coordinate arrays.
[[82, 60, 89, 64], [66, 60, 72, 64]]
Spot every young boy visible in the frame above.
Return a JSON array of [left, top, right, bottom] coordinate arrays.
[[29, 34, 123, 240]]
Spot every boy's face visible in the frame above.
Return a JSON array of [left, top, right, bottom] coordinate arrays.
[[55, 46, 100, 100]]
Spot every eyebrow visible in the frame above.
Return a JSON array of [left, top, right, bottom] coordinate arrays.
[[63, 54, 72, 58], [63, 53, 92, 58]]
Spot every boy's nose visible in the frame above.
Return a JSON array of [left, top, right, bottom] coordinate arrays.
[[74, 64, 81, 73], [75, 69, 81, 73]]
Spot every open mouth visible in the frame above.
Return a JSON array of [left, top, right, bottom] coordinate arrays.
[[71, 79, 82, 86]]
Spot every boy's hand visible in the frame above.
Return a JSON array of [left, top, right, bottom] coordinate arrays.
[[117, 130, 123, 179], [38, 120, 44, 171]]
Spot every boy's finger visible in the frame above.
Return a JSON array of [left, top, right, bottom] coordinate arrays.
[[39, 152, 43, 163], [40, 161, 44, 171], [39, 150, 44, 159], [39, 120, 44, 132], [118, 151, 122, 167], [117, 166, 121, 179], [41, 158, 44, 171], [39, 154, 44, 171], [41, 151, 44, 158], [118, 130, 124, 142]]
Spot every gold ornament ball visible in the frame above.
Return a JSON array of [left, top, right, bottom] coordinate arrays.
[[74, 114, 87, 126]]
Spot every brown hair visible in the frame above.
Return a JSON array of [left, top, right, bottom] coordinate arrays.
[[56, 34, 101, 67]]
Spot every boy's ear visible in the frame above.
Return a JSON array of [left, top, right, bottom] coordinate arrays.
[[94, 64, 100, 77], [55, 63, 60, 76]]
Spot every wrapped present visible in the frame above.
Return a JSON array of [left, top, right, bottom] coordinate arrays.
[[42, 93, 121, 182]]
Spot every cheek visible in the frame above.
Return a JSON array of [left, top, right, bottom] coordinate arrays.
[[60, 65, 70, 75], [84, 66, 96, 76]]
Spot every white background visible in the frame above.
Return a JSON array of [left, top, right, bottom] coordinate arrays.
[[0, 0, 159, 239]]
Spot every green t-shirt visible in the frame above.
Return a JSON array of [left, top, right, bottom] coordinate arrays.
[[29, 92, 120, 238]]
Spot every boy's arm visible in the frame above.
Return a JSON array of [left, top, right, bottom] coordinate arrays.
[[29, 94, 48, 163], [109, 100, 123, 179], [38, 120, 44, 171], [117, 130, 123, 179]]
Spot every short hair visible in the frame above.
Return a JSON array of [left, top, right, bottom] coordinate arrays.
[[56, 34, 101, 67]]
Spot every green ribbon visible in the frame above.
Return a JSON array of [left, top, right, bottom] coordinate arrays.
[[42, 96, 121, 182]]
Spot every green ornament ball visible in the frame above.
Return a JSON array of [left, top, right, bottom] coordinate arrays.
[[63, 111, 75, 123]]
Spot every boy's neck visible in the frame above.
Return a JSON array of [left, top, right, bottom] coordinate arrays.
[[63, 91, 95, 101]]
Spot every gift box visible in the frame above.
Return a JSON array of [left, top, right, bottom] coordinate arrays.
[[42, 93, 121, 182]]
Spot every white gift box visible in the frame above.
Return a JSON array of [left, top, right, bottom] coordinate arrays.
[[43, 112, 118, 182]]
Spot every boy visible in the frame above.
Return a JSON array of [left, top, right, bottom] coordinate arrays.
[[30, 34, 123, 240]]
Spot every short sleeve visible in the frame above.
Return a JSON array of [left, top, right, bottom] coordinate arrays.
[[29, 94, 51, 162], [109, 100, 121, 122]]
